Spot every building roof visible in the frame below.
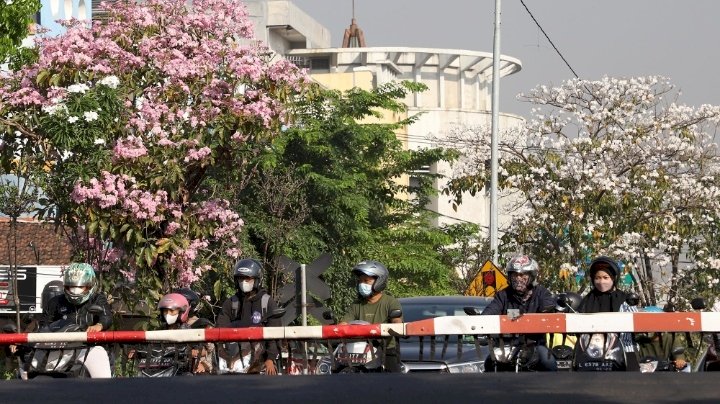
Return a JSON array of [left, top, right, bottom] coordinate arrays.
[[0, 219, 73, 266]]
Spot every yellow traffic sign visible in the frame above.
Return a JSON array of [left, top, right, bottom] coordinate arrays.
[[465, 260, 508, 297]]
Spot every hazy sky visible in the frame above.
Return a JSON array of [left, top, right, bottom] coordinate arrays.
[[291, 0, 720, 117]]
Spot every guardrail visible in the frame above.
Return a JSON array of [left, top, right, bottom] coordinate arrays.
[[1, 312, 718, 344]]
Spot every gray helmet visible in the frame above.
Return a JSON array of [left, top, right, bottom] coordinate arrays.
[[233, 258, 262, 291], [352, 260, 388, 293], [506, 255, 539, 284]]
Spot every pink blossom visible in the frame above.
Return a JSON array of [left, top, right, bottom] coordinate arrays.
[[113, 136, 148, 160]]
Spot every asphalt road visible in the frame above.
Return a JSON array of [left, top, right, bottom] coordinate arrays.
[[0, 373, 715, 403]]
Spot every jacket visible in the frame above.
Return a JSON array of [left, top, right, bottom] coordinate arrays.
[[216, 289, 280, 359], [481, 285, 556, 344], [41, 293, 113, 331]]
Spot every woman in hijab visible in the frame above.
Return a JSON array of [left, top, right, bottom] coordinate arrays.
[[577, 256, 639, 370]]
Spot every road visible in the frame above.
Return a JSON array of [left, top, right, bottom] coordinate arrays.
[[0, 373, 715, 403]]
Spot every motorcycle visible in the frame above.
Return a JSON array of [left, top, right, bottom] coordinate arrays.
[[688, 298, 720, 372], [548, 292, 582, 371], [572, 294, 640, 372], [5, 304, 107, 379], [128, 318, 214, 378], [316, 309, 402, 374], [284, 340, 330, 375], [466, 306, 556, 372], [215, 308, 285, 375]]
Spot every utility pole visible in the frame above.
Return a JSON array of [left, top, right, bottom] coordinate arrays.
[[490, 0, 502, 263]]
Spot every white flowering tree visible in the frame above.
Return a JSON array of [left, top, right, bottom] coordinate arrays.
[[0, 0, 308, 298], [442, 76, 720, 306]]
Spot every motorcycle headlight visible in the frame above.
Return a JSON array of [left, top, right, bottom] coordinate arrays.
[[493, 346, 513, 359], [317, 358, 333, 375], [447, 361, 484, 374], [639, 361, 658, 374]]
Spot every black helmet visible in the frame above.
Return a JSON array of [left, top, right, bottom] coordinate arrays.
[[41, 280, 64, 313], [555, 292, 582, 313], [173, 287, 201, 313], [233, 258, 263, 291], [352, 260, 389, 293], [588, 256, 621, 285], [506, 255, 539, 284]]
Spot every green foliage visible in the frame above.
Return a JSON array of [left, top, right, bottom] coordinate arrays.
[[221, 81, 460, 317], [0, 0, 39, 64]]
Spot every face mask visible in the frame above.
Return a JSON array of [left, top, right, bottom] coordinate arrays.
[[358, 283, 373, 297], [510, 274, 530, 294], [165, 313, 179, 325], [593, 274, 614, 293], [240, 280, 254, 293]]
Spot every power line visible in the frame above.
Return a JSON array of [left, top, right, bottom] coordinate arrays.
[[519, 0, 580, 79]]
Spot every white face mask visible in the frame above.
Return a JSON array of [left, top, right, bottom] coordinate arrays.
[[240, 280, 254, 293], [358, 283, 373, 297], [164, 313, 179, 325]]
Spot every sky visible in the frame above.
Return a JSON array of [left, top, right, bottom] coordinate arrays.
[[291, 0, 720, 117]]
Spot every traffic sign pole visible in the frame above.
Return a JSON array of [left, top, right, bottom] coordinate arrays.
[[300, 264, 307, 327]]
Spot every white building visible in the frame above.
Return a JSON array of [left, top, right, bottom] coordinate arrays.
[[247, 1, 524, 232]]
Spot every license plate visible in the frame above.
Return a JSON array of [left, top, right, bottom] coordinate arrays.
[[556, 360, 572, 369], [575, 360, 615, 371], [138, 357, 175, 368]]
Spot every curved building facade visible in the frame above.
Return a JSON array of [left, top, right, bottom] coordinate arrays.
[[286, 46, 524, 230]]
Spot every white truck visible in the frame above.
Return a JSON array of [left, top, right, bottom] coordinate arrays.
[[0, 265, 64, 314]]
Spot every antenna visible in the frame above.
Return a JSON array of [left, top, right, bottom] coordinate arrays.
[[352, 0, 355, 19]]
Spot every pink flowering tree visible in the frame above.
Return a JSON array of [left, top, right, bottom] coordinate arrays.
[[0, 0, 308, 295], [441, 76, 720, 307]]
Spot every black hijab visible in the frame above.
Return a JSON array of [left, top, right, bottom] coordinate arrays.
[[578, 288, 628, 313]]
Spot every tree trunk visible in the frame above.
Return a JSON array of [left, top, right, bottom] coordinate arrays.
[[642, 253, 657, 306], [667, 251, 680, 305], [10, 218, 21, 330]]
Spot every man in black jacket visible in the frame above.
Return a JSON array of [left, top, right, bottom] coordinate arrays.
[[216, 258, 280, 375], [481, 255, 557, 371], [39, 263, 113, 378]]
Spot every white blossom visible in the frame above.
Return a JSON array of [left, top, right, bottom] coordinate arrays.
[[99, 75, 120, 89], [67, 83, 90, 94], [84, 111, 99, 122]]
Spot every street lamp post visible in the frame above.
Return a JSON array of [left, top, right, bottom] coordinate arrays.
[[490, 0, 502, 263]]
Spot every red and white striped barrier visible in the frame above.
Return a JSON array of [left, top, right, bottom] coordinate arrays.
[[1, 313, 719, 345]]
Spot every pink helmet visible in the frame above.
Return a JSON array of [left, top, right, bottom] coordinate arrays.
[[158, 293, 190, 323]]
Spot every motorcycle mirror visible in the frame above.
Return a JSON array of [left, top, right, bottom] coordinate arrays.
[[463, 306, 482, 316], [477, 335, 489, 346], [625, 293, 640, 307], [2, 323, 18, 333], [691, 297, 706, 311], [671, 346, 685, 356], [388, 309, 403, 319], [322, 310, 335, 321], [190, 318, 213, 329], [265, 308, 286, 320], [87, 305, 105, 315]]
